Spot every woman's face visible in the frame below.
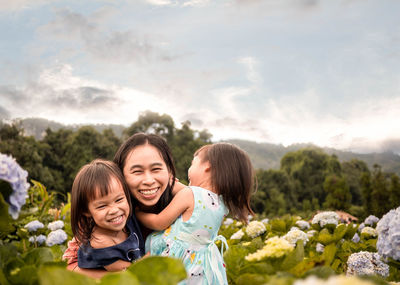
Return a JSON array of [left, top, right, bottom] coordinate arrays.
[[122, 144, 171, 208]]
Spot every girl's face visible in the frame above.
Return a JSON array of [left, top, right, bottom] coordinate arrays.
[[188, 152, 209, 187], [86, 177, 130, 234], [123, 144, 171, 208]]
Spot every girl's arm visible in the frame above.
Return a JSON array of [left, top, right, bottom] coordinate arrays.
[[136, 187, 193, 231], [172, 180, 186, 196], [104, 260, 132, 272]]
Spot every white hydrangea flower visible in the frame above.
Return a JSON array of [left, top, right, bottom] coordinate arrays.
[[306, 230, 317, 238], [294, 275, 376, 285], [245, 221, 266, 238], [261, 218, 269, 224], [283, 228, 309, 246], [29, 234, 47, 245], [311, 211, 339, 227], [377, 206, 400, 261], [316, 242, 324, 253], [46, 229, 68, 246], [346, 251, 389, 278], [223, 218, 234, 226], [236, 221, 243, 227], [361, 226, 377, 237], [24, 220, 44, 232], [245, 236, 294, 261], [295, 220, 310, 230], [47, 220, 64, 231], [248, 214, 253, 221], [364, 215, 379, 226], [230, 229, 244, 240]]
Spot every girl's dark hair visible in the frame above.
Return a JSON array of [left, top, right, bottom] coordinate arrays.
[[113, 133, 176, 213], [195, 143, 255, 223], [71, 159, 132, 245]]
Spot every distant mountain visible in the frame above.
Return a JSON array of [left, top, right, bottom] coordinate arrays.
[[3, 117, 400, 176], [3, 118, 125, 139], [224, 139, 400, 176]]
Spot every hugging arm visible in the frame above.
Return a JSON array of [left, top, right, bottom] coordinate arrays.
[[136, 187, 192, 231]]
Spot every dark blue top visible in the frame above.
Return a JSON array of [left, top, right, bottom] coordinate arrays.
[[78, 214, 145, 269]]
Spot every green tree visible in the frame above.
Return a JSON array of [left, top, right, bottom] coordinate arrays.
[[341, 159, 370, 206], [370, 164, 390, 217], [322, 174, 351, 211], [390, 174, 400, 209]]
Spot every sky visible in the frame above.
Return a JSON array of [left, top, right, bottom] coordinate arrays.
[[1, 0, 400, 153]]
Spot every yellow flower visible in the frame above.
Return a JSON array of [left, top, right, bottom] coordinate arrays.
[[245, 236, 294, 261]]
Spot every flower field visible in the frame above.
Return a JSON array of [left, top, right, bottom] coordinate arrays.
[[1, 153, 400, 285]]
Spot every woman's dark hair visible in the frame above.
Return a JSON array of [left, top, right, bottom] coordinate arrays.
[[195, 143, 255, 223], [113, 133, 176, 213], [71, 159, 132, 245]]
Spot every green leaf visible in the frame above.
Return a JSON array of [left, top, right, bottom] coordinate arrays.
[[239, 262, 275, 275], [23, 248, 54, 266], [332, 224, 348, 241], [0, 269, 10, 285], [99, 271, 140, 285], [224, 244, 250, 281], [38, 264, 97, 285], [7, 265, 38, 285], [270, 219, 287, 234], [280, 240, 304, 271], [316, 228, 335, 245], [236, 273, 269, 285], [128, 256, 186, 285], [322, 243, 337, 266], [303, 266, 335, 279], [0, 193, 15, 235], [0, 243, 18, 268]]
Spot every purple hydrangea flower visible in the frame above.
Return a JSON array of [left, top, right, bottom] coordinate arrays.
[[377, 206, 400, 261], [24, 220, 45, 232], [46, 229, 68, 246], [29, 234, 47, 245], [352, 233, 360, 243], [0, 153, 30, 219], [364, 215, 379, 227], [346, 251, 389, 278]]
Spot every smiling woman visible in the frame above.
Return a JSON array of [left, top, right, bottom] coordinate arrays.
[[64, 133, 185, 278]]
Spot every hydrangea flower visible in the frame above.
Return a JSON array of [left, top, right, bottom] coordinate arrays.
[[377, 206, 400, 261], [283, 228, 309, 246], [364, 216, 378, 226], [248, 214, 253, 221], [230, 229, 244, 240], [361, 226, 377, 238], [316, 242, 324, 253], [24, 220, 45, 232], [306, 230, 317, 238], [346, 251, 389, 278], [0, 153, 30, 219], [245, 236, 294, 261], [311, 211, 339, 227], [352, 233, 360, 243], [223, 218, 234, 226], [358, 223, 365, 232], [295, 220, 310, 230], [46, 229, 68, 246], [245, 220, 266, 238], [29, 234, 47, 245], [294, 275, 376, 285], [364, 215, 379, 226], [261, 218, 269, 224], [47, 220, 64, 231]]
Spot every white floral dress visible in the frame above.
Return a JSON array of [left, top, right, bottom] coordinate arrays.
[[145, 186, 229, 285]]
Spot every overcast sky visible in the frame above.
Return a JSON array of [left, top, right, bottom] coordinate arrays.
[[1, 0, 399, 153]]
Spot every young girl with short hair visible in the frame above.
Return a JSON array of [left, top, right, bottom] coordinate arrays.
[[136, 142, 255, 284], [71, 159, 144, 271]]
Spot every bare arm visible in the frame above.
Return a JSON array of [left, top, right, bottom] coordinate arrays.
[[136, 187, 193, 231], [172, 180, 186, 196], [104, 260, 132, 272]]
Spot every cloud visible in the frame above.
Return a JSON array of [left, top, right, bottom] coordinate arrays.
[[0, 106, 10, 119], [36, 8, 177, 64], [0, 0, 58, 11]]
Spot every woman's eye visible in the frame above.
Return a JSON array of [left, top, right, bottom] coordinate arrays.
[[152, 168, 162, 171]]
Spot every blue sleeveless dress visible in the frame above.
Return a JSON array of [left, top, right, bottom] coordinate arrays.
[[145, 186, 229, 285], [78, 216, 144, 269]]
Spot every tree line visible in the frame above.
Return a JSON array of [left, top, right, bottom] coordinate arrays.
[[1, 111, 399, 219]]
